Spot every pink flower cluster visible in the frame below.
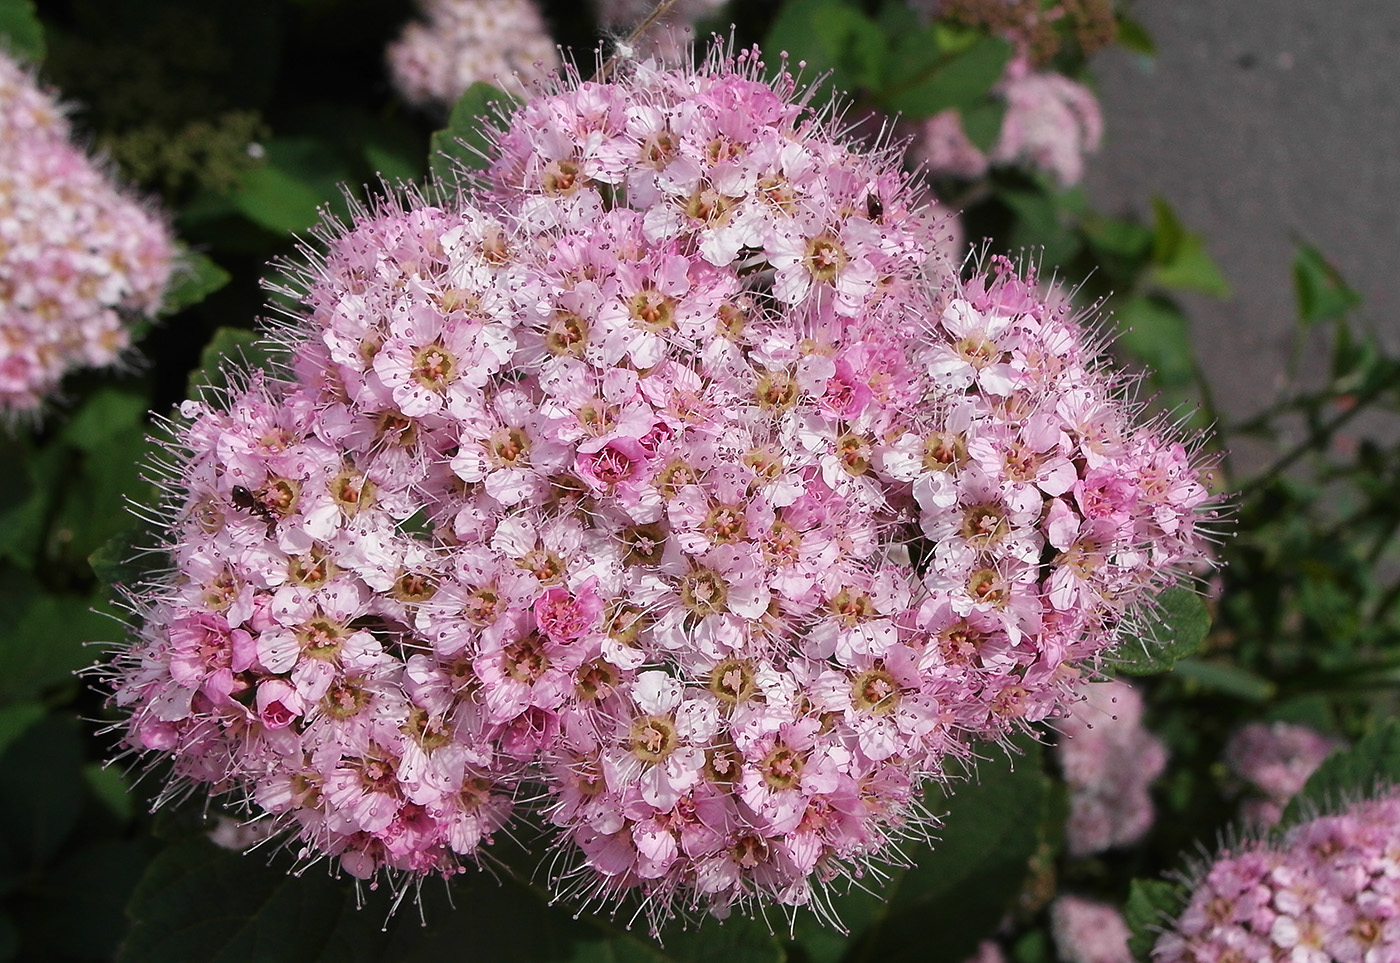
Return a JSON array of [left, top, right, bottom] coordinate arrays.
[[106, 49, 1213, 925], [0, 53, 175, 414], [1154, 791, 1400, 963], [917, 56, 1104, 187], [386, 0, 560, 108], [1050, 895, 1133, 963], [1224, 721, 1341, 829], [1057, 679, 1167, 857]]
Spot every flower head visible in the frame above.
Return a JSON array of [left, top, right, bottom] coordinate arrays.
[[103, 45, 1216, 929]]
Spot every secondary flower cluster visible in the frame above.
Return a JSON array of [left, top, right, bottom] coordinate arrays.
[[1153, 791, 1400, 962], [917, 55, 1104, 187], [0, 53, 175, 414], [386, 0, 560, 108], [106, 49, 1213, 926], [1224, 721, 1341, 829], [1050, 895, 1133, 963], [1057, 679, 1167, 856]]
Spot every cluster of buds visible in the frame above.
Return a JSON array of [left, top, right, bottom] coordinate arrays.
[[1154, 791, 1400, 962], [105, 48, 1214, 926], [0, 53, 175, 415]]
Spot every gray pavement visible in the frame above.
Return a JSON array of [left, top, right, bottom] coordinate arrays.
[[1084, 1, 1400, 424]]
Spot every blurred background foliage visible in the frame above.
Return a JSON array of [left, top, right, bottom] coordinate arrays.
[[2, 0, 1399, 960]]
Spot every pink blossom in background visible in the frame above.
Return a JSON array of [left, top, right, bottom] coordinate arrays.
[[915, 59, 1103, 188], [0, 53, 175, 415], [962, 940, 1007, 963], [1057, 679, 1168, 857], [386, 0, 559, 109], [1051, 895, 1133, 963], [918, 109, 991, 180], [992, 58, 1103, 187], [105, 47, 1216, 928], [1153, 790, 1400, 963], [1224, 720, 1342, 828]]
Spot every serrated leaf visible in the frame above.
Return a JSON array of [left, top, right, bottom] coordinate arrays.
[[1293, 242, 1360, 326], [881, 36, 1012, 118], [1112, 586, 1211, 676], [430, 82, 518, 185], [160, 250, 231, 319], [188, 326, 281, 396], [1283, 719, 1400, 825], [847, 735, 1048, 963], [0, 0, 44, 63], [1124, 879, 1181, 960]]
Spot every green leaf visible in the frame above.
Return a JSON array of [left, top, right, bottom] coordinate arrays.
[[958, 99, 1006, 153], [229, 137, 351, 235], [1283, 718, 1400, 824], [0, 436, 61, 567], [0, 586, 116, 703], [1112, 586, 1212, 676], [1149, 198, 1231, 297], [430, 82, 518, 185], [1292, 243, 1360, 326], [1124, 879, 1181, 960], [60, 385, 148, 453], [764, 0, 884, 103], [89, 526, 161, 588], [1170, 659, 1277, 702], [999, 183, 1082, 272], [848, 736, 1048, 963], [160, 250, 231, 319], [881, 36, 1012, 118], [84, 762, 136, 823], [364, 141, 423, 186], [1115, 16, 1156, 57], [1113, 295, 1196, 388], [48, 419, 150, 565], [0, 704, 43, 761], [0, 0, 44, 63], [188, 326, 281, 396]]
